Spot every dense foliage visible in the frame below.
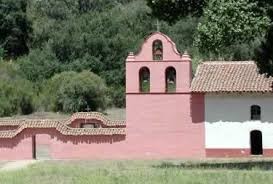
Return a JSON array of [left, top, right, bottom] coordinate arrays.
[[0, 0, 32, 58], [254, 5, 273, 76], [147, 0, 273, 76], [0, 62, 34, 116], [195, 0, 270, 59], [146, 0, 205, 24], [0, 0, 272, 116], [39, 71, 108, 113]]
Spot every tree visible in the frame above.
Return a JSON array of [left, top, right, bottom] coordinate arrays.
[[18, 46, 60, 82], [254, 8, 273, 77], [0, 47, 4, 61], [0, 0, 32, 58], [40, 71, 109, 113], [195, 0, 270, 58], [32, 0, 78, 20], [253, 0, 273, 77], [146, 0, 206, 24], [0, 79, 34, 116], [0, 61, 34, 116]]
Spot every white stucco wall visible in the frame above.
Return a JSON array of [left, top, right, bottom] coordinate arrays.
[[205, 94, 273, 149]]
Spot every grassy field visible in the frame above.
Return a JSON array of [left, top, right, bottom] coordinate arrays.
[[0, 159, 273, 184], [0, 110, 272, 184]]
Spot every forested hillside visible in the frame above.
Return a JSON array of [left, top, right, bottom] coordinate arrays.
[[0, 0, 271, 116]]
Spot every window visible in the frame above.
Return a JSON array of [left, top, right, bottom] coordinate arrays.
[[153, 40, 163, 60], [251, 105, 261, 120], [165, 67, 176, 92], [139, 67, 150, 93], [80, 123, 101, 128]]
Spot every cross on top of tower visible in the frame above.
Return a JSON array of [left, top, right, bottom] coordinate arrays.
[[156, 20, 160, 32], [85, 105, 91, 112]]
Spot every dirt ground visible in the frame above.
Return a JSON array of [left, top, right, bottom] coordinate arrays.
[[0, 160, 39, 171]]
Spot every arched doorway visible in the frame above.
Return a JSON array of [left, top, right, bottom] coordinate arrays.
[[250, 130, 263, 155]]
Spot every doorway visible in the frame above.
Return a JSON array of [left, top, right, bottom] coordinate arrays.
[[32, 135, 51, 160], [250, 130, 263, 155], [32, 136, 36, 159]]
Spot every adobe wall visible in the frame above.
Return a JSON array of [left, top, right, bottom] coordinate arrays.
[[126, 61, 191, 94], [133, 32, 182, 61], [0, 128, 127, 160], [124, 32, 205, 158], [125, 93, 205, 158], [37, 129, 127, 159], [0, 93, 205, 161], [0, 133, 33, 160], [205, 94, 273, 157]]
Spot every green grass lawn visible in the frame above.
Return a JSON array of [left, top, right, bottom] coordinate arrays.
[[0, 159, 273, 184]]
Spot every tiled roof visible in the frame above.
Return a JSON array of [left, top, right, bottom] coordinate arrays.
[[0, 112, 126, 138], [191, 61, 273, 93], [70, 112, 126, 126]]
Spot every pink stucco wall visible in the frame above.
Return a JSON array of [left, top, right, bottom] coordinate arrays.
[[0, 106, 204, 160], [0, 132, 33, 160], [133, 32, 182, 61], [35, 129, 127, 159], [0, 129, 127, 160], [126, 32, 192, 94], [126, 61, 191, 93], [0, 32, 206, 160], [206, 149, 273, 157], [126, 94, 205, 158], [125, 32, 205, 158]]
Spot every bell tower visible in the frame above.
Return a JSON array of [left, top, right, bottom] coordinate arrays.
[[125, 32, 205, 158]]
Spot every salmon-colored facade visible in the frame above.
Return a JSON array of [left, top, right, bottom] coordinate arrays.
[[3, 32, 272, 159], [125, 32, 205, 158], [0, 32, 207, 160]]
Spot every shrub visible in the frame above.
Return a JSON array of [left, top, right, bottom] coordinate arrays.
[[18, 46, 60, 82], [109, 86, 125, 108], [0, 79, 34, 117], [40, 70, 109, 113], [0, 61, 35, 117]]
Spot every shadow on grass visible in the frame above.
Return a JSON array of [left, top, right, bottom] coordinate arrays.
[[154, 160, 273, 170]]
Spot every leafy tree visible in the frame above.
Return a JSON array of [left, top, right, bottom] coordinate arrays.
[[0, 79, 34, 116], [31, 0, 78, 20], [253, 0, 273, 76], [40, 71, 109, 113], [146, 0, 206, 24], [254, 31, 273, 76], [0, 47, 4, 60], [31, 1, 156, 107], [254, 8, 273, 77], [162, 17, 199, 52], [0, 0, 210, 114], [18, 46, 60, 82], [254, 0, 273, 9], [0, 0, 32, 58], [0, 61, 23, 81], [195, 0, 270, 58], [0, 61, 34, 116]]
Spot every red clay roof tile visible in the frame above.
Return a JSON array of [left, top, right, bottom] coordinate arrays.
[[0, 112, 126, 138], [191, 61, 273, 93]]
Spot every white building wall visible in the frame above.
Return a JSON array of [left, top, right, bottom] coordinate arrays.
[[205, 94, 273, 149]]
